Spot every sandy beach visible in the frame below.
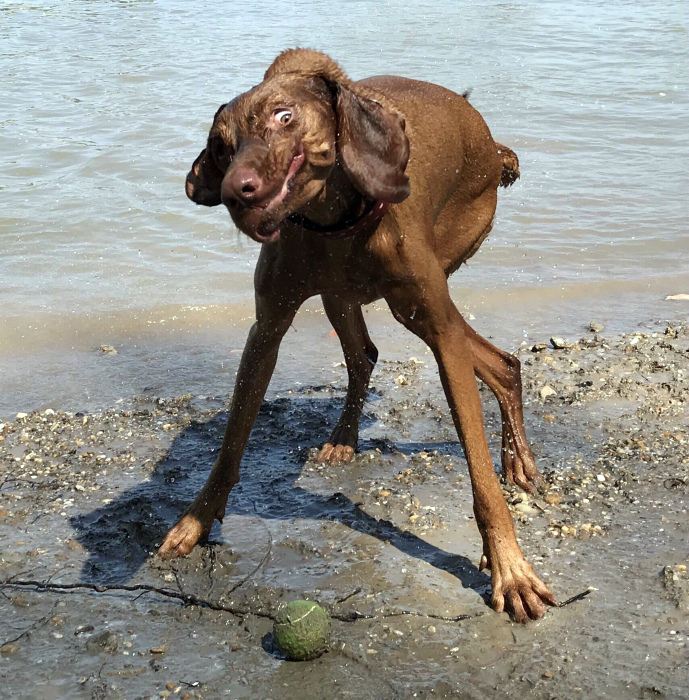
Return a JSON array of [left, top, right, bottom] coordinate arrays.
[[2, 321, 688, 698]]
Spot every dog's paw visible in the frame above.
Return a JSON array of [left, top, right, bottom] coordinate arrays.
[[316, 442, 355, 464], [481, 548, 556, 623], [158, 514, 207, 558], [502, 439, 543, 494]]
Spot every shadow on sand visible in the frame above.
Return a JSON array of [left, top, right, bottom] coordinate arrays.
[[70, 392, 490, 600]]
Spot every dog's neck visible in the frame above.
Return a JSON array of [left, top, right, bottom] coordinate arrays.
[[298, 161, 367, 228]]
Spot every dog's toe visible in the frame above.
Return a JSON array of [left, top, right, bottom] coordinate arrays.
[[316, 442, 355, 464], [158, 514, 205, 559]]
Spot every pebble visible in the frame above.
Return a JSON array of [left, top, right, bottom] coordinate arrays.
[[1, 643, 20, 655], [589, 321, 605, 333], [98, 345, 118, 355], [540, 386, 557, 399], [395, 375, 410, 386], [428, 625, 436, 634], [550, 337, 573, 350], [662, 565, 689, 611], [596, 474, 606, 482], [665, 294, 689, 301], [514, 502, 537, 515], [531, 342, 549, 353], [87, 630, 118, 654]]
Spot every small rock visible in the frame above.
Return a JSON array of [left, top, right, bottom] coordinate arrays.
[[596, 474, 606, 482], [665, 294, 689, 301], [395, 375, 410, 386], [544, 492, 561, 506], [542, 670, 554, 679], [550, 337, 573, 349], [74, 624, 95, 636], [531, 342, 549, 353], [514, 502, 537, 515], [1, 643, 20, 655], [662, 565, 689, 611], [428, 625, 436, 634], [16, 412, 28, 420], [540, 386, 557, 399], [150, 645, 169, 655], [589, 321, 604, 333], [98, 345, 118, 355], [87, 630, 118, 654]]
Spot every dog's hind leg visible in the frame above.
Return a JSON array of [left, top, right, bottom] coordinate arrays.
[[464, 323, 543, 493], [317, 295, 378, 464]]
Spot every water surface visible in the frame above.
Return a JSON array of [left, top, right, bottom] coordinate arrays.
[[1, 0, 688, 415]]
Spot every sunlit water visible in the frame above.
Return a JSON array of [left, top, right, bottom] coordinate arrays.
[[1, 0, 688, 416]]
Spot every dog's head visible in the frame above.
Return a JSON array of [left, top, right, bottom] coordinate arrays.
[[185, 49, 410, 243]]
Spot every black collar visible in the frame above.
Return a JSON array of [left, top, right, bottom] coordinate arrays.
[[287, 200, 390, 239]]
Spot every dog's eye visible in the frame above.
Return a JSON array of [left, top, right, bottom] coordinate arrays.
[[273, 109, 292, 126]]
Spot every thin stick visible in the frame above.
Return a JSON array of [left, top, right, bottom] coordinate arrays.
[[558, 588, 592, 607], [0, 579, 474, 623]]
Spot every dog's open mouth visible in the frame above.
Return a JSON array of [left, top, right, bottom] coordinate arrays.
[[252, 146, 305, 243]]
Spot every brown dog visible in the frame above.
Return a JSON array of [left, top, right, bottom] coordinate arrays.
[[160, 49, 556, 622]]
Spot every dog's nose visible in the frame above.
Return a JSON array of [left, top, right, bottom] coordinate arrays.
[[222, 167, 265, 207]]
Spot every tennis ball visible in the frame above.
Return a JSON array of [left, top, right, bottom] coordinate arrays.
[[273, 600, 331, 661]]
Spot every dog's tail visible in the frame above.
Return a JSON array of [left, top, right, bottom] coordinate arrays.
[[496, 143, 520, 188]]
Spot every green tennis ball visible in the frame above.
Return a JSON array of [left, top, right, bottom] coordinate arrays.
[[273, 600, 331, 661]]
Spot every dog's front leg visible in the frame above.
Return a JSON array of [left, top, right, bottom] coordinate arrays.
[[385, 261, 556, 622], [159, 293, 302, 558]]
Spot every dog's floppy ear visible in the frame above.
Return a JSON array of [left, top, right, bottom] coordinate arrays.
[[185, 103, 228, 207], [185, 147, 224, 206], [335, 86, 410, 203], [265, 49, 410, 203]]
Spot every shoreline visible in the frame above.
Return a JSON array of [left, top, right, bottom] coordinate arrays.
[[0, 285, 687, 420]]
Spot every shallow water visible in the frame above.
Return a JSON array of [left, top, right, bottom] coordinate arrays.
[[1, 0, 688, 415]]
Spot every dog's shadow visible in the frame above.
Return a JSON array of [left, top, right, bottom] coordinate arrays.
[[70, 391, 490, 598]]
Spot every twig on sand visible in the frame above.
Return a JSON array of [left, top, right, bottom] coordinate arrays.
[[0, 578, 475, 623], [558, 588, 593, 607], [218, 501, 274, 599], [334, 586, 363, 604], [1, 602, 58, 647], [0, 578, 276, 618]]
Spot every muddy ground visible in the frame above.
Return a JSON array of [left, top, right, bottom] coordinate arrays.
[[1, 321, 688, 699]]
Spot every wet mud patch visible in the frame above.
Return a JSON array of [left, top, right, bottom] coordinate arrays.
[[1, 322, 688, 697]]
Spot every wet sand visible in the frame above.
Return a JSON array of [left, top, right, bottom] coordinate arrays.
[[1, 321, 688, 697]]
